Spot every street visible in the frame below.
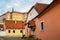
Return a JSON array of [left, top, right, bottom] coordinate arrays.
[[0, 37, 24, 40]]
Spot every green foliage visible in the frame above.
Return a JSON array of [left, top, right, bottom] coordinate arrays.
[[22, 37, 34, 40]]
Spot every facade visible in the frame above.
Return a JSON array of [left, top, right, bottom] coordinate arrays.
[[0, 11, 27, 37], [24, 24, 32, 37], [26, 2, 48, 37], [0, 11, 27, 23], [5, 20, 25, 37], [27, 0, 60, 40]]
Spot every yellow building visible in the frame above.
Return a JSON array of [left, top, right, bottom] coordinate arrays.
[[0, 11, 27, 37], [5, 20, 25, 37], [0, 11, 27, 23], [6, 11, 27, 21]]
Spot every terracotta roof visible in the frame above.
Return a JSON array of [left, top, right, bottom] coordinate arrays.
[[0, 24, 3, 28], [34, 3, 48, 13], [26, 2, 49, 23], [27, 3, 48, 14], [27, 0, 60, 22], [36, 0, 60, 18], [5, 20, 25, 29]]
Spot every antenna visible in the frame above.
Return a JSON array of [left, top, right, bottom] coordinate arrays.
[[12, 8, 14, 12], [10, 8, 14, 20]]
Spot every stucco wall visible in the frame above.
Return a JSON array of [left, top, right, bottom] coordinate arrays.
[[6, 29, 25, 37], [25, 24, 32, 37], [6, 13, 27, 21], [34, 3, 60, 40]]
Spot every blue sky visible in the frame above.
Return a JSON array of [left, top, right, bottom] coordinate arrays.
[[0, 0, 53, 15]]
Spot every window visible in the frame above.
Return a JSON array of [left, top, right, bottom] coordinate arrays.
[[8, 30, 10, 33], [40, 22, 44, 31], [20, 30, 23, 33], [13, 30, 15, 33]]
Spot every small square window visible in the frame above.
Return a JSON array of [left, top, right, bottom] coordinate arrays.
[[13, 30, 15, 33], [8, 30, 10, 33], [20, 30, 23, 33]]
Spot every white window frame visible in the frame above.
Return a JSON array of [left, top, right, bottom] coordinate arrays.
[[40, 20, 44, 31]]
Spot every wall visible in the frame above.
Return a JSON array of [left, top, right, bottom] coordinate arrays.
[[6, 29, 25, 37], [25, 24, 32, 37], [0, 31, 6, 36], [27, 8, 38, 23], [34, 3, 60, 40], [6, 13, 27, 21]]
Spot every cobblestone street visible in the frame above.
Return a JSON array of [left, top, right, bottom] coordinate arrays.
[[0, 37, 24, 40]]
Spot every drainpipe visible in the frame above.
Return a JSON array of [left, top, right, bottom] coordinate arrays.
[[10, 8, 14, 20]]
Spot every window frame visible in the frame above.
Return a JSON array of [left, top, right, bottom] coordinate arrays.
[[40, 21, 44, 31]]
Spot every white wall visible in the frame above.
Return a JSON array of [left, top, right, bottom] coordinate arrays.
[[27, 8, 38, 23], [0, 31, 6, 36]]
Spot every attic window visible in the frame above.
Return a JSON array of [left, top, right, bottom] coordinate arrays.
[[14, 20, 17, 24], [15, 21, 17, 24]]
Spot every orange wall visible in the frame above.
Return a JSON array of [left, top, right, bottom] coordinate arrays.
[[25, 24, 32, 37], [34, 3, 60, 40]]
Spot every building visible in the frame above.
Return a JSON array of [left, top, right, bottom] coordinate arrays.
[[5, 20, 25, 37], [0, 11, 27, 23], [0, 11, 27, 37], [27, 0, 60, 40], [26, 2, 48, 37], [0, 24, 6, 36]]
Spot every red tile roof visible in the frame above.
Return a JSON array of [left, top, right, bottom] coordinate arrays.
[[0, 24, 3, 28], [34, 3, 48, 13], [27, 3, 48, 14], [5, 20, 25, 29]]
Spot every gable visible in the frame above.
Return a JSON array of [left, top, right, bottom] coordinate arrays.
[[26, 8, 38, 23]]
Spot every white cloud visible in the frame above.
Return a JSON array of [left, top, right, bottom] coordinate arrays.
[[7, 5, 12, 9], [0, 0, 53, 15]]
